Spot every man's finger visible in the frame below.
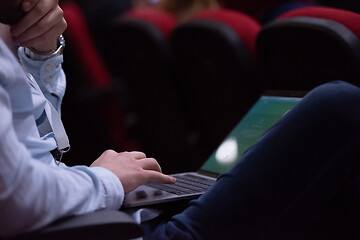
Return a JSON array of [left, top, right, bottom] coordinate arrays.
[[130, 151, 146, 159], [11, 0, 54, 37], [22, 0, 40, 12], [15, 6, 63, 45], [138, 158, 162, 172], [19, 18, 66, 50], [145, 171, 176, 184]]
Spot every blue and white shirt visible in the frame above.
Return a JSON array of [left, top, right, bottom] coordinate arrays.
[[0, 39, 124, 238]]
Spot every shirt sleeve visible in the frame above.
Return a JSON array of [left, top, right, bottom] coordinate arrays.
[[0, 85, 124, 238], [17, 47, 66, 111]]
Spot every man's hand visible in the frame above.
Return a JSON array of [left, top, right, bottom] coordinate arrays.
[[10, 0, 67, 53], [90, 150, 176, 193]]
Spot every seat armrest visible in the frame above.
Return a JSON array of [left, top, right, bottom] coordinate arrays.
[[15, 210, 143, 240]]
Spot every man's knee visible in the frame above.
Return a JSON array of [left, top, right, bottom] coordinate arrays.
[[308, 81, 360, 109], [280, 81, 360, 136]]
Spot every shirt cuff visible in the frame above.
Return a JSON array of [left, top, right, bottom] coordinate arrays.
[[87, 167, 125, 210], [18, 47, 66, 99]]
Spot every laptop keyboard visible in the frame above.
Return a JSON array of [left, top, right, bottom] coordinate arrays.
[[146, 174, 216, 196]]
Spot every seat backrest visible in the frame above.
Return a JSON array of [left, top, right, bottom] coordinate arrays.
[[61, 2, 131, 166], [62, 1, 112, 89], [110, 9, 196, 173], [110, 8, 177, 81], [170, 9, 262, 162], [257, 6, 360, 91]]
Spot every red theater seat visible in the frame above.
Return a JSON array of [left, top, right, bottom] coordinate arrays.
[[62, 2, 111, 89], [279, 7, 360, 38], [256, 6, 360, 91], [110, 8, 177, 85], [170, 9, 262, 164], [60, 2, 131, 165], [123, 8, 177, 38], [110, 9, 194, 173], [190, 9, 260, 59]]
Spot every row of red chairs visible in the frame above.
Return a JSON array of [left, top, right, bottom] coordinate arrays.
[[116, 6, 360, 90]]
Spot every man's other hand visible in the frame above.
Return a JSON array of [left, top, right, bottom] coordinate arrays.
[[10, 0, 67, 53], [90, 150, 176, 193]]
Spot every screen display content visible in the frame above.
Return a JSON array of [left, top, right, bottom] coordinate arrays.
[[201, 95, 302, 174]]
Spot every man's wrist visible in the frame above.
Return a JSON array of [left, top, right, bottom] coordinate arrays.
[[29, 41, 57, 54], [24, 35, 65, 61]]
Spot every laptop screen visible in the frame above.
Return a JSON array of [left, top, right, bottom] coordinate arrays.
[[201, 92, 304, 175]]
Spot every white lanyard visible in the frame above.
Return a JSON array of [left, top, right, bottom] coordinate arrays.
[[26, 72, 70, 155]]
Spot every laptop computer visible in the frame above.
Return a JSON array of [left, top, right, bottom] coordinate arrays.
[[123, 90, 306, 208]]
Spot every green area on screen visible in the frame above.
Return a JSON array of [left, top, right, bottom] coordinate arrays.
[[201, 96, 302, 174]]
